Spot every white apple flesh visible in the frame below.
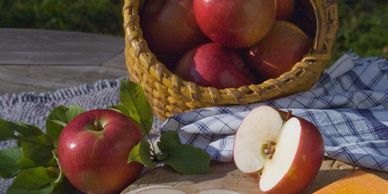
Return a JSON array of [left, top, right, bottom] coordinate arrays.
[[234, 106, 324, 194]]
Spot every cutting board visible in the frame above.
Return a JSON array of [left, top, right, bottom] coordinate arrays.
[[121, 158, 388, 193]]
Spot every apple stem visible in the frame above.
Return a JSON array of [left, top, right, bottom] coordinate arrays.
[[286, 110, 292, 121], [262, 141, 276, 159], [93, 120, 104, 131]]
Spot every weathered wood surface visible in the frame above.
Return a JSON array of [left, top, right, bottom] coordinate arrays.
[[122, 159, 388, 194], [0, 28, 127, 95]]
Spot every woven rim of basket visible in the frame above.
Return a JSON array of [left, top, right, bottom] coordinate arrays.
[[123, 0, 339, 105]]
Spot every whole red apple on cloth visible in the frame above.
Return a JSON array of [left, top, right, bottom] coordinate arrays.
[[175, 43, 256, 89], [161, 54, 388, 193], [193, 0, 276, 48], [58, 109, 143, 194]]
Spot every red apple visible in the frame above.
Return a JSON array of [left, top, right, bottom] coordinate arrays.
[[245, 21, 312, 80], [175, 43, 256, 89], [58, 109, 143, 194], [193, 0, 276, 48], [276, 0, 295, 20], [234, 106, 324, 194], [141, 0, 206, 69]]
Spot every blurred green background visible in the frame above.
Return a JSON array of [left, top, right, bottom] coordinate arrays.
[[0, 0, 387, 61]]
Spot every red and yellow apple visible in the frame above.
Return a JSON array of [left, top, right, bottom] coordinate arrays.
[[234, 106, 324, 194], [276, 0, 295, 20], [141, 0, 206, 69], [193, 0, 276, 48], [175, 43, 256, 89], [58, 109, 143, 194], [245, 21, 312, 80]]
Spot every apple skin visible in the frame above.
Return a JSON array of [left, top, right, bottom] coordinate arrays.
[[245, 21, 312, 80], [276, 0, 295, 20], [58, 109, 143, 194], [193, 0, 276, 48], [175, 43, 256, 89], [261, 117, 324, 194], [141, 0, 207, 69]]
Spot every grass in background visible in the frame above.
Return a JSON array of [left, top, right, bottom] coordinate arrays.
[[333, 0, 388, 60], [0, 0, 123, 35], [0, 0, 387, 60]]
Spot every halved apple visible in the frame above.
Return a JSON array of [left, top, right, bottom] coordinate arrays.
[[234, 106, 324, 194]]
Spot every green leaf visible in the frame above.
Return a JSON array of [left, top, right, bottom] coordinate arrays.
[[50, 165, 77, 194], [158, 131, 181, 148], [115, 80, 153, 135], [158, 131, 211, 174], [64, 105, 85, 121], [6, 167, 56, 194], [0, 119, 16, 140], [0, 147, 22, 178], [18, 135, 54, 169], [128, 139, 156, 168], [0, 119, 43, 140], [51, 177, 78, 194], [46, 105, 85, 147]]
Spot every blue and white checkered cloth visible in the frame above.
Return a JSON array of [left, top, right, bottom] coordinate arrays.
[[161, 53, 388, 172]]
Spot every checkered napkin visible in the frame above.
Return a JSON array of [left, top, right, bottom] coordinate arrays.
[[161, 53, 388, 172]]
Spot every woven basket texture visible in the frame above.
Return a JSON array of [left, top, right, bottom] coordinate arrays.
[[123, 0, 339, 119]]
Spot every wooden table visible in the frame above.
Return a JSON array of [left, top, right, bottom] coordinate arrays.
[[1, 28, 386, 194], [0, 28, 127, 95]]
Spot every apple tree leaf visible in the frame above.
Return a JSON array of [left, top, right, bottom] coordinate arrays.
[[46, 105, 85, 147], [112, 80, 153, 135], [0, 119, 16, 140], [0, 147, 22, 178], [158, 131, 211, 174], [51, 176, 78, 194], [0, 118, 43, 141], [6, 167, 56, 194], [128, 139, 156, 168], [17, 134, 54, 169]]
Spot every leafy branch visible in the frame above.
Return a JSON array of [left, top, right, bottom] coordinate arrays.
[[111, 80, 211, 174], [0, 104, 85, 193], [0, 80, 211, 194]]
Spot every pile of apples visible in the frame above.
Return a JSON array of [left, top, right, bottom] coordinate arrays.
[[141, 0, 312, 89]]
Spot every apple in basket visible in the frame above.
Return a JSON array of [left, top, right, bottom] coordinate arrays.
[[276, 0, 295, 20], [244, 21, 312, 80], [58, 109, 143, 194], [175, 43, 256, 89], [193, 0, 276, 48], [141, 0, 207, 68], [233, 106, 324, 193]]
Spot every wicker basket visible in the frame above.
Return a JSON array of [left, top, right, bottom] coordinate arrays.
[[123, 0, 339, 120]]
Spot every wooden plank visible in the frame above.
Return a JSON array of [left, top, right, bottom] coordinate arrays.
[[0, 65, 127, 95], [0, 28, 124, 66], [0, 51, 114, 66], [0, 28, 123, 52], [102, 52, 127, 70], [122, 159, 388, 194]]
